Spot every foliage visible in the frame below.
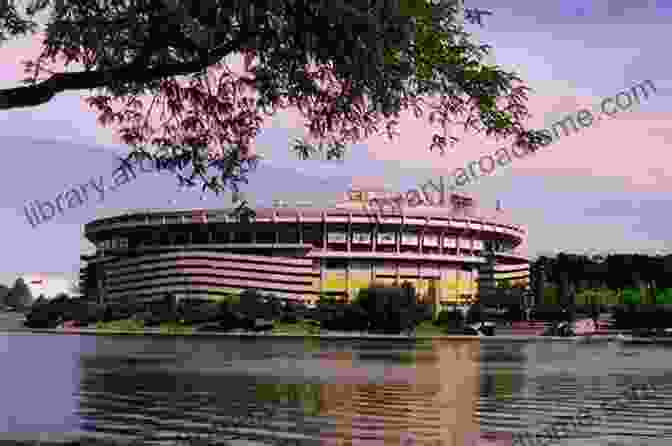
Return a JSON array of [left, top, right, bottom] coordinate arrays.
[[159, 321, 194, 334], [179, 299, 220, 324], [414, 320, 444, 336], [7, 277, 32, 309], [612, 305, 672, 330], [102, 301, 135, 321], [320, 302, 369, 331], [236, 288, 266, 318], [530, 305, 571, 322], [356, 284, 418, 333], [0, 284, 9, 307], [531, 253, 672, 306], [575, 288, 619, 306], [24, 298, 64, 328], [434, 308, 464, 328], [465, 304, 483, 324], [273, 319, 320, 335], [0, 0, 547, 202], [415, 302, 434, 322]]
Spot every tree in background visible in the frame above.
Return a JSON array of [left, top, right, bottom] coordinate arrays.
[[434, 307, 465, 329], [0, 284, 10, 307], [0, 0, 548, 205], [7, 277, 32, 309], [237, 288, 274, 321], [528, 252, 672, 331]]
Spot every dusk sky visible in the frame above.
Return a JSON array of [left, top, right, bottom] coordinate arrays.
[[1, 0, 671, 286]]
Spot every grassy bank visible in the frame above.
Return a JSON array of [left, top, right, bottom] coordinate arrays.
[[94, 319, 194, 335], [272, 320, 321, 335], [88, 319, 447, 337]]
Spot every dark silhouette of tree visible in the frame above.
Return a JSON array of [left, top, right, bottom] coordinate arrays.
[[7, 277, 32, 309], [0, 284, 10, 307], [528, 252, 672, 330], [356, 284, 418, 333], [0, 0, 548, 199]]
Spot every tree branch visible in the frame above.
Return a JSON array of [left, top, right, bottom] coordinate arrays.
[[0, 32, 250, 110]]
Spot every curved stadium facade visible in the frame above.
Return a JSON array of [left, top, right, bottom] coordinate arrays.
[[80, 189, 530, 309]]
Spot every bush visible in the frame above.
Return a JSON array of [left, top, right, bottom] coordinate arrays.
[[24, 308, 61, 328], [280, 311, 299, 324], [237, 289, 268, 319], [415, 303, 434, 323], [503, 305, 525, 322], [434, 309, 464, 328], [24, 296, 77, 328], [358, 285, 418, 333], [318, 303, 369, 331], [465, 305, 484, 324], [179, 301, 219, 324], [530, 305, 571, 322], [612, 304, 672, 330]]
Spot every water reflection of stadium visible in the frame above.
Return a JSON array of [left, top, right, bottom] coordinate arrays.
[[76, 338, 531, 445]]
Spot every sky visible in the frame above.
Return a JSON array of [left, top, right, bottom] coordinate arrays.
[[1, 0, 671, 287]]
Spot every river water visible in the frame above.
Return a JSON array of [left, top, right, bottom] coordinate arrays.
[[0, 333, 671, 446]]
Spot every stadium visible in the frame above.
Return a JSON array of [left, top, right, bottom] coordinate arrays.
[[80, 189, 530, 312]]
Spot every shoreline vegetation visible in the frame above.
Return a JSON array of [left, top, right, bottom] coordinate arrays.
[[10, 284, 672, 341]]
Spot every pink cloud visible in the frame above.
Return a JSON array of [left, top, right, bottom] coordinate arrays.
[[356, 89, 671, 192], [0, 37, 44, 83]]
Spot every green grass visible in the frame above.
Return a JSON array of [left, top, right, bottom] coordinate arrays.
[[95, 319, 145, 332], [272, 319, 447, 336], [272, 320, 321, 335], [413, 320, 444, 336], [94, 319, 194, 335], [159, 321, 194, 335], [92, 318, 447, 337]]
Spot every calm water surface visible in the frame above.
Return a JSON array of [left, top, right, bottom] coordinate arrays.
[[1, 333, 671, 446]]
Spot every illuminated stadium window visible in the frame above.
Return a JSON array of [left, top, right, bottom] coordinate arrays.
[[400, 229, 420, 254], [443, 234, 458, 255], [351, 224, 372, 252], [423, 232, 440, 255], [376, 225, 397, 253], [326, 224, 347, 251], [472, 239, 484, 254]]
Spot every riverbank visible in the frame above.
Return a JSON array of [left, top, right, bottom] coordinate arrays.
[[0, 325, 636, 343], [4, 312, 670, 343]]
